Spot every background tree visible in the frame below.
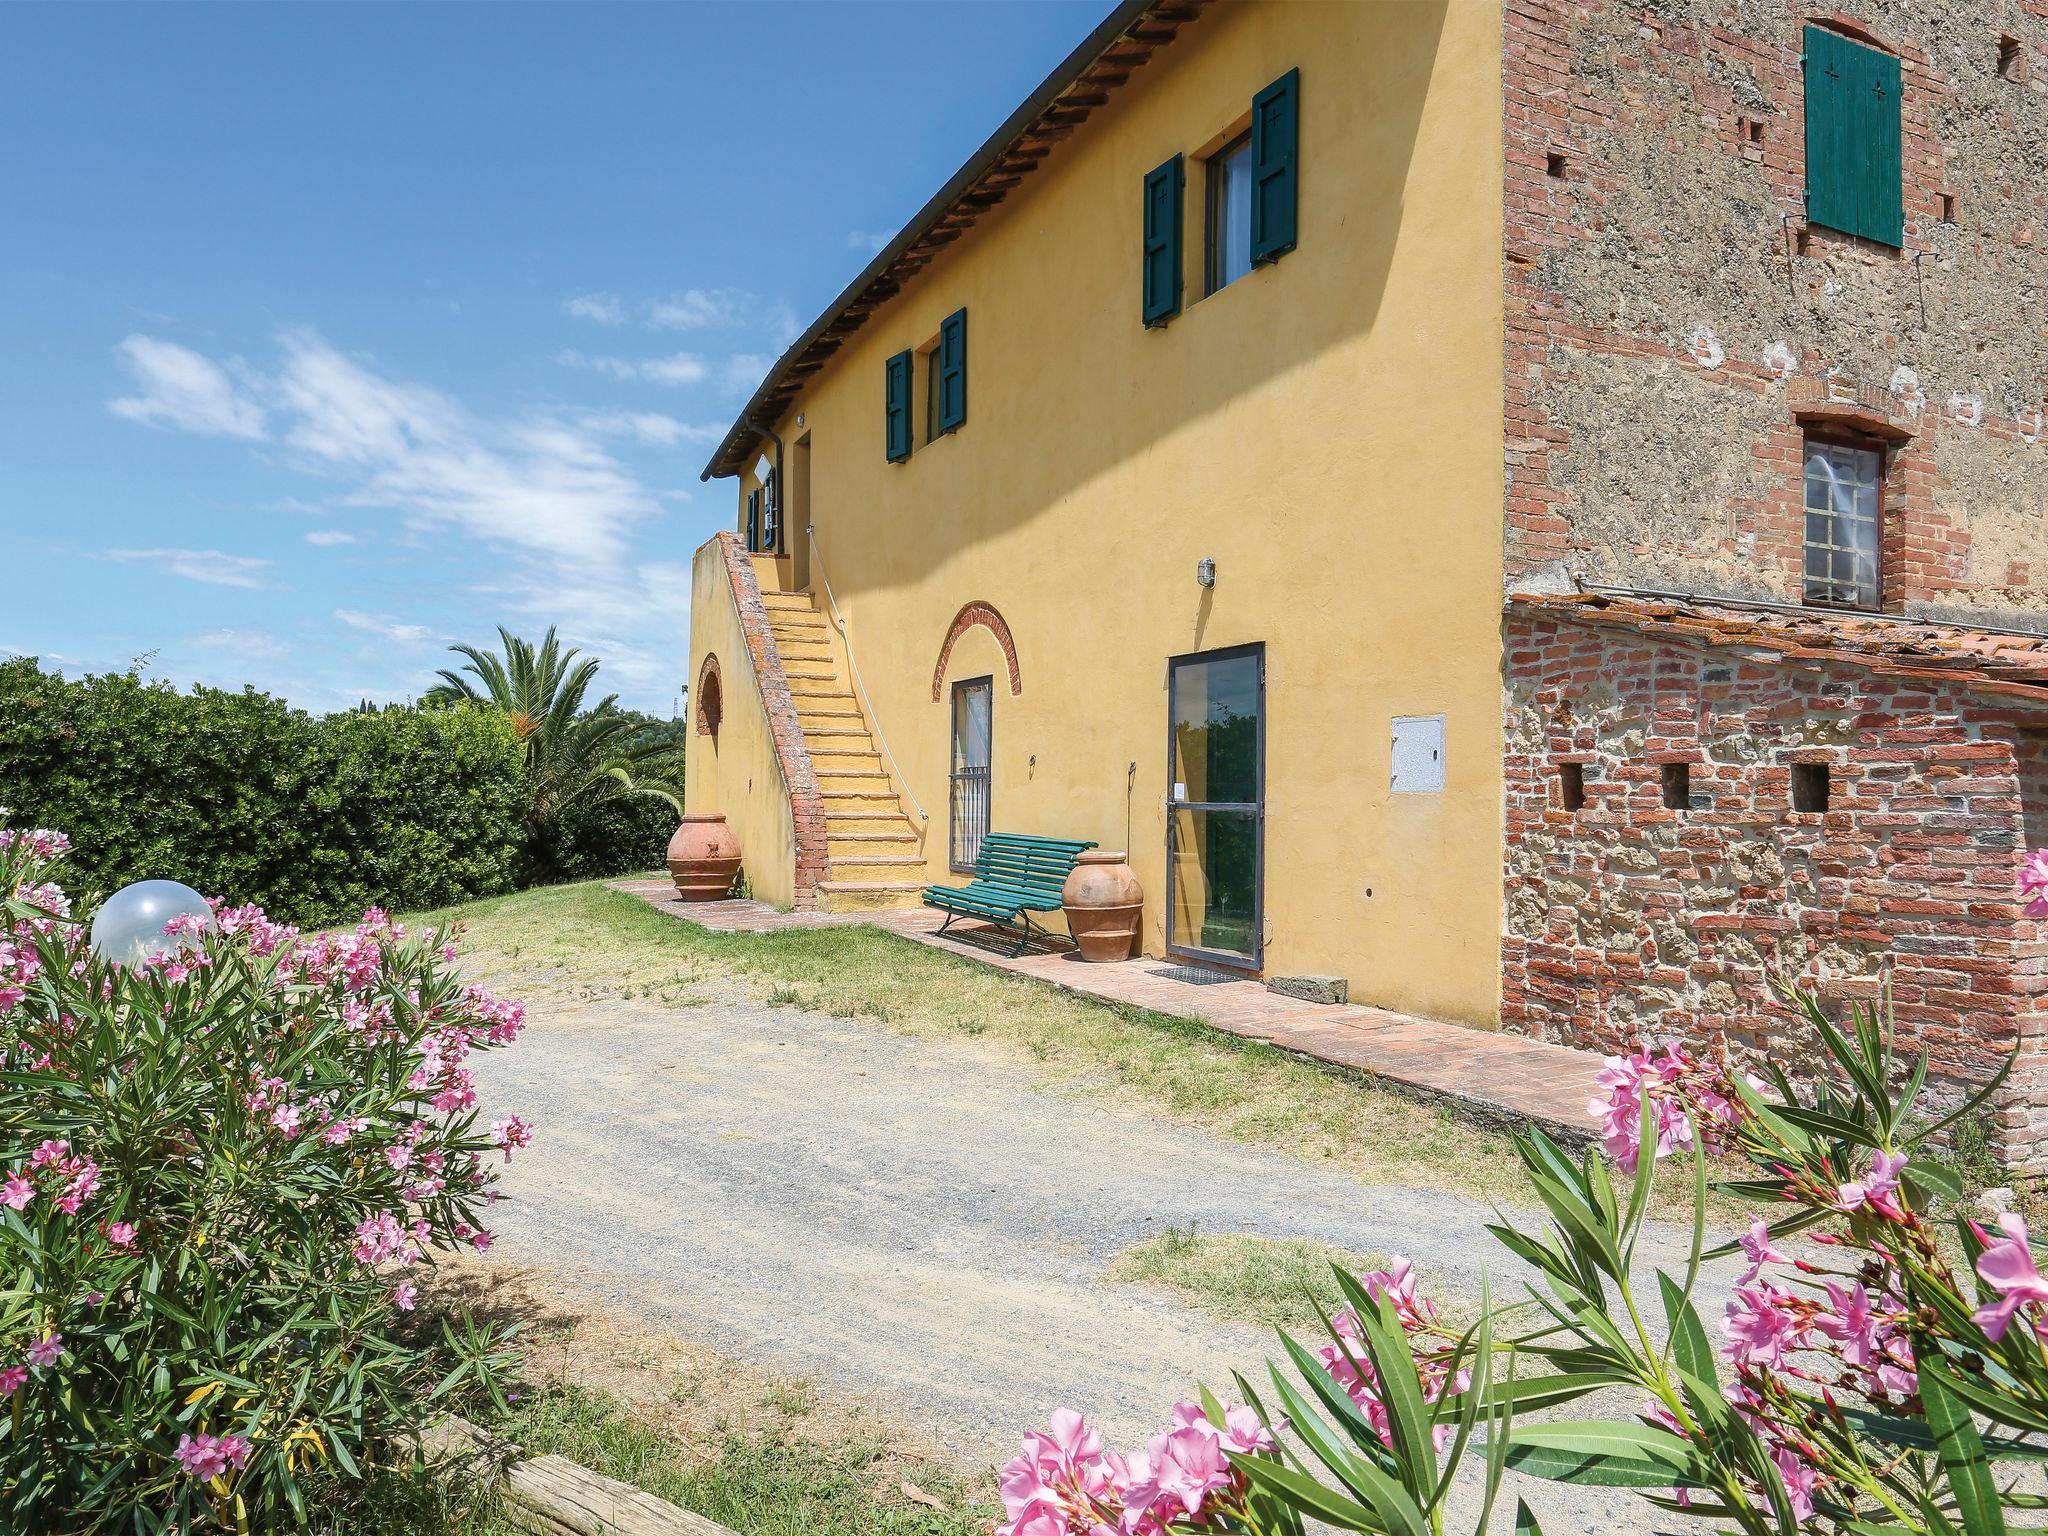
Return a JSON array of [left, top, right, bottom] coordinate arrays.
[[425, 627, 683, 880]]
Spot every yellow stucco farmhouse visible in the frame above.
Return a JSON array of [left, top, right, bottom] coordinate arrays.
[[687, 0, 2048, 1157]]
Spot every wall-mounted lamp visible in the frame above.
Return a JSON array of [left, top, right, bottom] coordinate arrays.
[[1196, 558, 1216, 588]]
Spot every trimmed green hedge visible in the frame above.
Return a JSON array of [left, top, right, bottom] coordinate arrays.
[[0, 659, 537, 926]]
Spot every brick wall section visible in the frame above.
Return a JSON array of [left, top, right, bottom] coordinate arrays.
[[929, 600, 1024, 702], [716, 533, 829, 909], [1502, 0, 2048, 624], [1502, 601, 2048, 1162]]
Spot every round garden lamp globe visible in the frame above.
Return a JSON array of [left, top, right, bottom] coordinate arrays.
[[88, 879, 216, 967]]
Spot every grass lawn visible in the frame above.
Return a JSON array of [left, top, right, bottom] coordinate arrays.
[[1107, 1225, 1396, 1332], [430, 878, 1544, 1206]]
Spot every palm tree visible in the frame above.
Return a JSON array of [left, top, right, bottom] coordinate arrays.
[[425, 627, 683, 835]]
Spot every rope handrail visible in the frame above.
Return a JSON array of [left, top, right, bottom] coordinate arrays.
[[806, 525, 930, 825]]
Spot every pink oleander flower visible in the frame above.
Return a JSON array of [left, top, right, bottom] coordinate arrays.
[[999, 1409, 1122, 1525], [1722, 1283, 1807, 1369], [1771, 1444, 1818, 1523], [174, 1431, 252, 1480], [491, 1113, 534, 1161], [26, 1332, 63, 1368], [1974, 1212, 2048, 1342], [1737, 1217, 1789, 1284], [1835, 1150, 1909, 1219], [0, 1365, 24, 1395], [1813, 1282, 1880, 1369], [106, 1220, 138, 1250], [392, 1281, 418, 1312], [2022, 848, 2048, 918], [1, 1174, 32, 1211], [1125, 1412, 1234, 1524]]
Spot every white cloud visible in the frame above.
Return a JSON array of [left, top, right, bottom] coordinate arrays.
[[107, 335, 267, 440], [846, 230, 892, 254], [101, 547, 275, 589], [334, 609, 437, 645], [578, 411, 724, 448], [564, 292, 625, 325], [189, 627, 290, 659], [720, 353, 774, 394], [304, 529, 358, 546], [645, 288, 748, 331], [555, 348, 707, 387]]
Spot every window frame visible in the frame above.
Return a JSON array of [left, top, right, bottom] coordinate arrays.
[[1204, 129, 1253, 297], [1800, 428, 1887, 612], [948, 674, 994, 874]]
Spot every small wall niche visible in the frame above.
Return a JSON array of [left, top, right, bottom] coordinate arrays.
[[1660, 761, 1691, 810], [1792, 761, 1831, 812], [1560, 761, 1587, 811]]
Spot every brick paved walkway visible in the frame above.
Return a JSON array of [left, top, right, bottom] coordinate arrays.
[[610, 879, 1605, 1143]]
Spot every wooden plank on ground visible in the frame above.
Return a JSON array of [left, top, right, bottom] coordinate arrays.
[[430, 1414, 736, 1536]]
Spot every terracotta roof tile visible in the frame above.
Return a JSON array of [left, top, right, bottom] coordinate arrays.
[[1509, 590, 2048, 706]]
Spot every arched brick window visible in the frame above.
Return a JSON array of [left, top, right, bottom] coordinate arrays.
[[695, 653, 724, 738], [930, 602, 1023, 702]]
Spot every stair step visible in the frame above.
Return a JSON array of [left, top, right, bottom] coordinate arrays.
[[760, 590, 816, 606], [828, 830, 918, 844], [825, 813, 917, 833], [816, 881, 925, 914], [788, 683, 854, 699], [782, 666, 838, 680], [816, 770, 891, 783]]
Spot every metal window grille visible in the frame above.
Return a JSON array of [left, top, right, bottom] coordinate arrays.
[[1803, 439, 1882, 608], [949, 678, 992, 872]]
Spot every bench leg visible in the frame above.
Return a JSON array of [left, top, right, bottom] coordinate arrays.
[[936, 909, 956, 938], [1012, 913, 1042, 959]]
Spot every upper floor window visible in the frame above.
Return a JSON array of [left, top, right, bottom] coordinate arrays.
[[1803, 25, 1903, 247], [1803, 435, 1883, 609], [1206, 131, 1254, 294]]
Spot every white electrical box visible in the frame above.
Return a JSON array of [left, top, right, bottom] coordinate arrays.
[[1391, 715, 1445, 794]]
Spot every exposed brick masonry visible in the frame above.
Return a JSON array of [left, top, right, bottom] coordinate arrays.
[[1502, 0, 2048, 623], [1501, 600, 2048, 1164], [929, 600, 1025, 702]]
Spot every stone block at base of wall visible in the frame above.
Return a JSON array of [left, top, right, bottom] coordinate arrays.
[[1267, 974, 1349, 1005]]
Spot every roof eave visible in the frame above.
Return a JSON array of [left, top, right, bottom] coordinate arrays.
[[699, 0, 1189, 481]]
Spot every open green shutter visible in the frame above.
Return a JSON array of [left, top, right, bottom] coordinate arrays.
[[1249, 68, 1299, 264], [1141, 153, 1184, 327], [884, 349, 913, 462], [1804, 26, 1903, 247], [745, 487, 761, 549], [937, 308, 967, 433]]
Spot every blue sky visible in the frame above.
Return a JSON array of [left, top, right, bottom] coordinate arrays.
[[1, 0, 1100, 715]]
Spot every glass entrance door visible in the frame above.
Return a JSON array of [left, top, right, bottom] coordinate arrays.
[[1166, 645, 1263, 967], [949, 676, 992, 871]]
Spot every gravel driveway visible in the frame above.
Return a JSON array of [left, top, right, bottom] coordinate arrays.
[[471, 985, 1724, 1531]]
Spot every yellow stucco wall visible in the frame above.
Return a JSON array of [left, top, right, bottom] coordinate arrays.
[[686, 542, 801, 909], [694, 0, 1506, 1023]]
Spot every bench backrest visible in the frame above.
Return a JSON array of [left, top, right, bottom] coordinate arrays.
[[972, 833, 1097, 903]]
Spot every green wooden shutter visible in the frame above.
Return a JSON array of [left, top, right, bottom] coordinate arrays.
[[1804, 26, 1903, 247], [937, 308, 967, 433], [745, 487, 762, 549], [1249, 68, 1299, 264], [1141, 153, 1185, 327], [884, 349, 913, 462]]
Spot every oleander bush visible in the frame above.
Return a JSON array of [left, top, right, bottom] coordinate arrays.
[[1001, 855, 2048, 1536], [0, 821, 527, 1531]]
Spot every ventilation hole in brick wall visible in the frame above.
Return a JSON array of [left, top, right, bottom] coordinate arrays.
[[1560, 761, 1586, 811], [1940, 192, 1958, 223], [1661, 762, 1691, 810], [1743, 117, 1765, 144], [2000, 35, 2025, 81], [1795, 227, 1814, 257], [1546, 152, 1568, 179], [1792, 762, 1830, 813]]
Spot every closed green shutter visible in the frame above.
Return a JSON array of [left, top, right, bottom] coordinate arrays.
[[1249, 68, 1299, 264], [1141, 153, 1184, 327], [1804, 26, 1903, 247], [884, 349, 913, 462], [745, 487, 762, 550], [937, 308, 967, 433]]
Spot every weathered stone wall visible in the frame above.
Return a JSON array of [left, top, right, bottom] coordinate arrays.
[[1504, 0, 2048, 623], [1501, 605, 2048, 1162]]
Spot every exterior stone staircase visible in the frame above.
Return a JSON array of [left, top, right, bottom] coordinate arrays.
[[758, 589, 928, 913]]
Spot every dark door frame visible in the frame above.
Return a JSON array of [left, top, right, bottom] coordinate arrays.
[[1164, 641, 1265, 970]]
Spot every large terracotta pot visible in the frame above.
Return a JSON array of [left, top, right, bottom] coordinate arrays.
[[1061, 850, 1143, 963], [666, 814, 742, 901]]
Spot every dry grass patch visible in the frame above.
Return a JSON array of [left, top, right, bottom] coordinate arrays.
[[1107, 1226, 1405, 1332]]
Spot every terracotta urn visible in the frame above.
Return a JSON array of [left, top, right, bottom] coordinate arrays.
[[1061, 850, 1143, 963], [666, 813, 742, 901]]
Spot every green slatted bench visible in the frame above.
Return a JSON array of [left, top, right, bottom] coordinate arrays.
[[922, 832, 1097, 957]]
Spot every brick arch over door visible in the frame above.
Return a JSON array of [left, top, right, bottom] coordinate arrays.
[[695, 652, 723, 736], [931, 601, 1023, 702]]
